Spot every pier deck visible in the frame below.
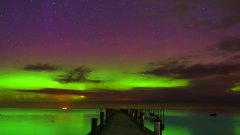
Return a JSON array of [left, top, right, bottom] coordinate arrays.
[[99, 111, 153, 135]]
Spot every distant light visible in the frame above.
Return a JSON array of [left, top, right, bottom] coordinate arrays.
[[71, 95, 86, 100], [61, 107, 68, 110]]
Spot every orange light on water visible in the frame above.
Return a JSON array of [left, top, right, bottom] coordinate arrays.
[[61, 107, 68, 110]]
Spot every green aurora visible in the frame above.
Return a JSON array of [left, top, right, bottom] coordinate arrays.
[[232, 83, 240, 92], [0, 69, 189, 91]]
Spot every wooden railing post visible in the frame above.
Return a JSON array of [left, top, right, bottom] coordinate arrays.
[[106, 108, 109, 121], [100, 111, 104, 130], [134, 109, 138, 121], [140, 112, 144, 128], [91, 118, 98, 135], [154, 119, 160, 135]]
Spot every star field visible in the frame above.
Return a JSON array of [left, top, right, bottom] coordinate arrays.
[[0, 0, 240, 107]]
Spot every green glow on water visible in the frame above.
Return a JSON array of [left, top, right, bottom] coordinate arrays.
[[235, 115, 240, 135], [163, 126, 191, 135], [0, 69, 189, 91], [162, 110, 190, 117], [144, 110, 240, 135], [145, 122, 191, 135], [0, 109, 99, 135], [1, 109, 240, 135], [236, 127, 240, 135], [144, 110, 191, 135]]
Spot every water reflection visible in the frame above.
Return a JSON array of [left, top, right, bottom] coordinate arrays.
[[234, 115, 240, 135], [0, 109, 100, 135], [0, 109, 239, 135], [144, 110, 240, 135]]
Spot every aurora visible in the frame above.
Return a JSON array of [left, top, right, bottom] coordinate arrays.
[[0, 69, 189, 91], [231, 83, 240, 91], [0, 0, 240, 106]]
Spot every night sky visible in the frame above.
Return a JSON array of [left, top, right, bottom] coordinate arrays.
[[0, 0, 240, 108]]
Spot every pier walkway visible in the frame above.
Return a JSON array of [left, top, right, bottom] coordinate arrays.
[[99, 111, 153, 135]]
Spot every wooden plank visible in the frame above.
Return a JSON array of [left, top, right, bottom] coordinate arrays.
[[99, 111, 153, 135]]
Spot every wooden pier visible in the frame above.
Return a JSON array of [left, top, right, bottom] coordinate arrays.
[[99, 111, 153, 135], [87, 108, 166, 135]]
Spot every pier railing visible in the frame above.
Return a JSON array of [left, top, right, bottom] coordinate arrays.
[[87, 108, 165, 135]]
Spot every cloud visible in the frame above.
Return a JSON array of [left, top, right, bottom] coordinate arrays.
[[144, 54, 240, 104], [23, 64, 59, 71], [19, 89, 87, 95], [219, 16, 240, 28], [207, 0, 240, 29], [231, 54, 240, 60], [177, 0, 240, 29], [145, 61, 240, 79], [17, 88, 240, 106], [217, 38, 240, 52], [54, 66, 101, 83], [143, 0, 240, 29], [18, 89, 133, 102]]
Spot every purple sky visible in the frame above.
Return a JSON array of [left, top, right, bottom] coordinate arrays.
[[0, 0, 240, 107], [1, 0, 239, 66]]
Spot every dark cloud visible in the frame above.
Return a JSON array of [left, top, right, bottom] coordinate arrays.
[[147, 56, 192, 70], [182, 0, 240, 29], [208, 0, 240, 29], [217, 38, 240, 52], [192, 16, 240, 29], [200, 13, 240, 29], [19, 89, 88, 95], [231, 54, 240, 60], [144, 56, 240, 104], [145, 62, 240, 79], [23, 64, 59, 71], [18, 89, 133, 102], [54, 67, 101, 83], [54, 67, 90, 83], [220, 16, 240, 28], [144, 0, 240, 29], [17, 88, 240, 106]]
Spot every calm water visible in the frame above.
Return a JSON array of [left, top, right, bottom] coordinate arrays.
[[144, 110, 240, 135], [0, 109, 100, 135], [0, 109, 239, 135]]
